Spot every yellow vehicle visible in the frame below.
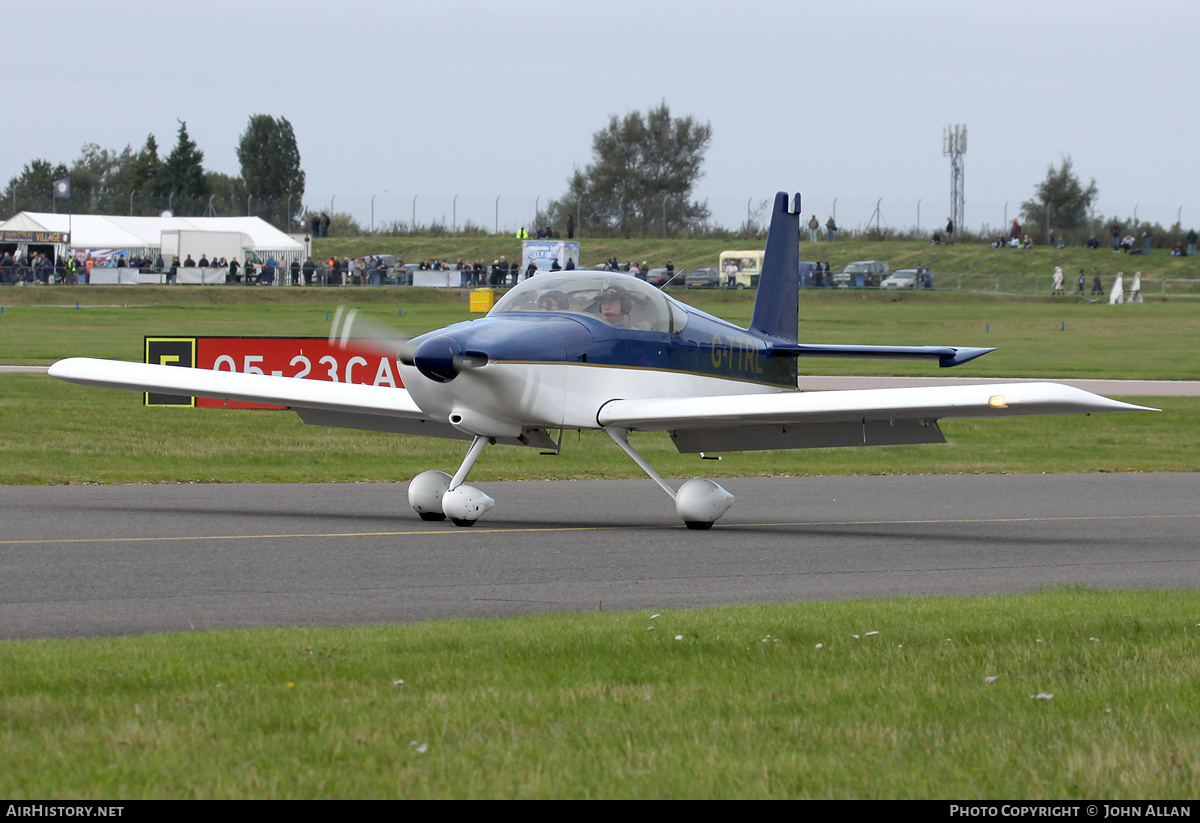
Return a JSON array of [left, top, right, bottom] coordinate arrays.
[[718, 250, 764, 289]]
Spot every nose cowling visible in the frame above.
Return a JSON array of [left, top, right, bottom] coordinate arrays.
[[412, 335, 464, 383]]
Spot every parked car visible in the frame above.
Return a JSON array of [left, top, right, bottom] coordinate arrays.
[[880, 269, 919, 289], [831, 260, 890, 288], [645, 267, 684, 288], [684, 267, 722, 288]]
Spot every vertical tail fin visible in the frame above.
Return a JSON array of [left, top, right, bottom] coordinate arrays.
[[748, 192, 800, 342]]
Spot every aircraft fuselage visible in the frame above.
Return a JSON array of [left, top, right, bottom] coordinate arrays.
[[399, 290, 799, 439]]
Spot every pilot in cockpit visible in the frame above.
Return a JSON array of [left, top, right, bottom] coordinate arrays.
[[595, 285, 632, 328]]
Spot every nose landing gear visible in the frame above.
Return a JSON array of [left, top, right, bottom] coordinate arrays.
[[408, 435, 494, 527]]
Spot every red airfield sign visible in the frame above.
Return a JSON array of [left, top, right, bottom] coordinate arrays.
[[144, 337, 403, 408]]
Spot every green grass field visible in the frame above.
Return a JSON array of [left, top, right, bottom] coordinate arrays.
[[2, 286, 1199, 378], [2, 589, 1198, 799]]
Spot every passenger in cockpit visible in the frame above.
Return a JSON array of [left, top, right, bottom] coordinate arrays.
[[538, 290, 568, 311]]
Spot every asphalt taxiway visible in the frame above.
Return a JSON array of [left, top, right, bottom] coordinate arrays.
[[1, 473, 1196, 639]]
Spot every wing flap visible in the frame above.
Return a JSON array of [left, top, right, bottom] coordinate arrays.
[[670, 419, 946, 453]]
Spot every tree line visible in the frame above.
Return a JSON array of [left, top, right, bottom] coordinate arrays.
[[6, 105, 1177, 247], [2, 116, 305, 231]]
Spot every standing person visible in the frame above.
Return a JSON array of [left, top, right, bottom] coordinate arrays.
[[566, 214, 575, 239], [1143, 225, 1153, 254], [1110, 221, 1121, 251], [724, 258, 739, 288], [808, 215, 820, 242], [290, 257, 301, 286], [1010, 219, 1020, 242], [826, 216, 837, 242], [1075, 269, 1085, 295], [1091, 268, 1103, 295], [320, 212, 330, 238], [945, 217, 955, 245], [1188, 228, 1198, 257], [302, 257, 316, 285]]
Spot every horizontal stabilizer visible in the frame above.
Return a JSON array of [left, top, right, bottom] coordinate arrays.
[[773, 343, 995, 368]]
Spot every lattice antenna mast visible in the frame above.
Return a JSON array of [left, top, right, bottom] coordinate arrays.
[[943, 124, 966, 230]]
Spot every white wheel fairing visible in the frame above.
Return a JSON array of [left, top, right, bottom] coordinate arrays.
[[675, 478, 735, 525], [409, 470, 453, 519], [442, 484, 495, 524]]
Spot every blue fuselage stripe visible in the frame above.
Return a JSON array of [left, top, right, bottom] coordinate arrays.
[[416, 313, 797, 389]]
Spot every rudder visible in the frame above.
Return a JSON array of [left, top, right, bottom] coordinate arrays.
[[748, 191, 800, 343]]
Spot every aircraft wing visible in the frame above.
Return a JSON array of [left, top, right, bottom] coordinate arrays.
[[596, 382, 1156, 453], [46, 357, 551, 446]]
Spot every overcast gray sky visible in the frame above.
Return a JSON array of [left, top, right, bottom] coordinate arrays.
[[11, 0, 1199, 234]]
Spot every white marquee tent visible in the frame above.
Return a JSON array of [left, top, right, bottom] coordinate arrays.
[[0, 212, 305, 260]]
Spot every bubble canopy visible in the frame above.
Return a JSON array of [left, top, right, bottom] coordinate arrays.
[[487, 272, 688, 333]]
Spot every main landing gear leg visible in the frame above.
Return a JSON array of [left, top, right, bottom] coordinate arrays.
[[408, 435, 495, 526], [602, 427, 734, 530]]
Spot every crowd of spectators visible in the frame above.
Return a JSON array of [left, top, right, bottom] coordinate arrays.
[[0, 251, 60, 284], [977, 217, 1198, 257]]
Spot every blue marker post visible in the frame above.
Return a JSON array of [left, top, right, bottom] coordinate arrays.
[[1061, 321, 1065, 331], [985, 324, 989, 334], [398, 308, 402, 318], [325, 311, 329, 322]]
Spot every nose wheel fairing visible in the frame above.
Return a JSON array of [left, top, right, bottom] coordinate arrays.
[[406, 435, 497, 527]]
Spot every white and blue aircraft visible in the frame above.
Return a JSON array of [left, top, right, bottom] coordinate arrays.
[[49, 193, 1150, 528]]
